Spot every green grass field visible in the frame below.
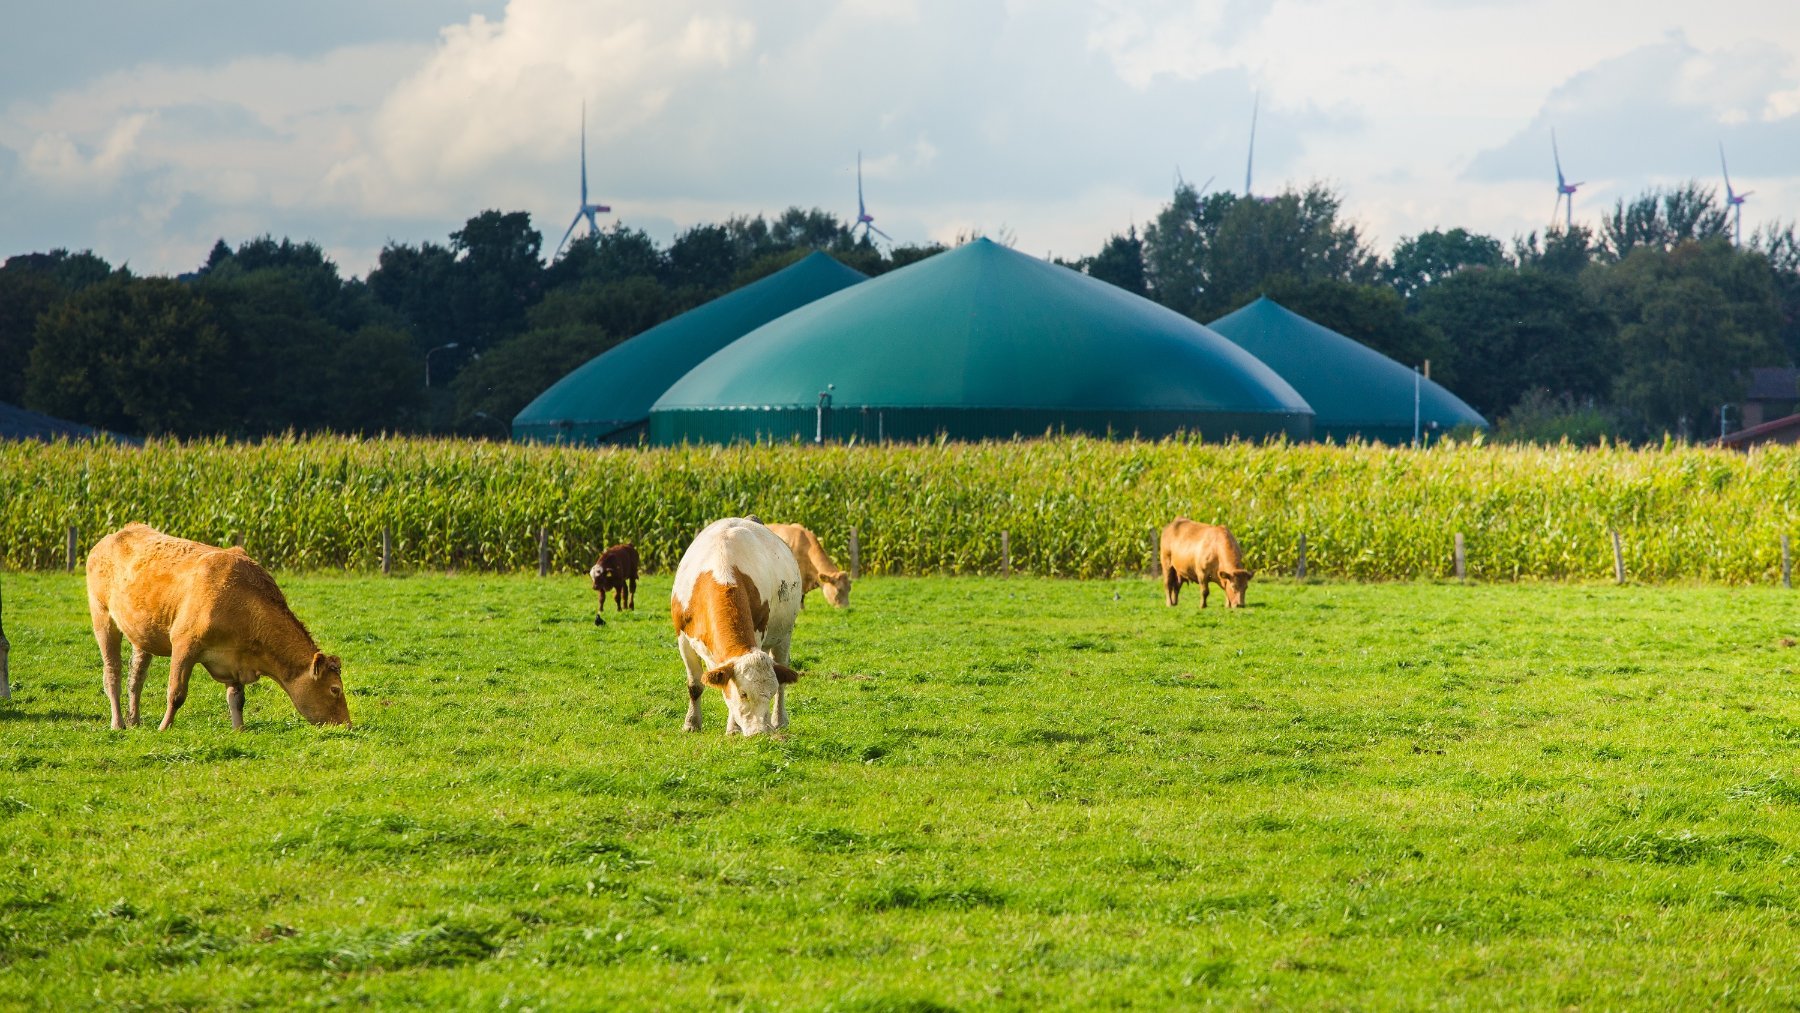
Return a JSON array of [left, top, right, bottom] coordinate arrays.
[[3, 572, 1799, 1009]]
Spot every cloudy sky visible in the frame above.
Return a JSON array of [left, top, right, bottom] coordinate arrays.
[[3, 0, 1796, 278]]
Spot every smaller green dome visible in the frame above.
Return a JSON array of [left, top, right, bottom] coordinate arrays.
[[513, 251, 866, 444], [1209, 297, 1487, 443]]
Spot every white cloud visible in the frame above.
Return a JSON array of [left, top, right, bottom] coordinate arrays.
[[1, 0, 1797, 276]]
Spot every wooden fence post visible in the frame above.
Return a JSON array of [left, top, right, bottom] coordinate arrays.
[[1784, 534, 1792, 589], [848, 527, 860, 580], [1150, 528, 1161, 576], [1001, 530, 1011, 578], [1611, 529, 1625, 584], [231, 531, 242, 549], [1454, 532, 1465, 581], [1296, 534, 1308, 580], [381, 526, 392, 576], [537, 525, 549, 577], [67, 526, 78, 572]]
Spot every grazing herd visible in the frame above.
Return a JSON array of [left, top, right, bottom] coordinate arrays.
[[7, 514, 1248, 736]]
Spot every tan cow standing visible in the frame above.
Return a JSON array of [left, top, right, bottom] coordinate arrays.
[[86, 524, 351, 730], [766, 523, 852, 608], [1160, 518, 1254, 609]]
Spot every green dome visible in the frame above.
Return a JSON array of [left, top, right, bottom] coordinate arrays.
[[513, 251, 867, 444], [649, 239, 1313, 444], [1208, 297, 1487, 443]]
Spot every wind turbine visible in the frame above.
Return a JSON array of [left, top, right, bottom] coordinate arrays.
[[1720, 142, 1752, 246], [1551, 129, 1583, 230], [554, 102, 611, 258], [852, 152, 891, 243]]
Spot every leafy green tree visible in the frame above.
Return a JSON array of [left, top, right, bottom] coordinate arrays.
[[0, 250, 119, 402], [547, 224, 663, 288], [526, 276, 683, 340], [1588, 239, 1782, 435], [449, 324, 615, 432], [1387, 228, 1504, 302], [1510, 226, 1597, 278], [367, 239, 459, 354], [25, 276, 234, 435], [1597, 183, 1730, 263], [448, 210, 545, 357], [1081, 227, 1148, 297], [1412, 267, 1614, 419], [1142, 183, 1376, 320], [329, 325, 427, 434], [665, 222, 737, 292]]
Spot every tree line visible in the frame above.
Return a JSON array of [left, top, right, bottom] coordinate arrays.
[[3, 186, 1796, 443]]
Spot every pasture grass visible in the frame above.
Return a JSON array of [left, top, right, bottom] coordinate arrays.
[[2, 572, 1799, 1009]]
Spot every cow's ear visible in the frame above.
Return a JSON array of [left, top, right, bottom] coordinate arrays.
[[773, 664, 802, 684], [1241, 570, 1256, 582], [702, 664, 734, 689]]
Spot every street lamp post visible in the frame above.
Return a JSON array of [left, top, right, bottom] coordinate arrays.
[[425, 342, 460, 388]]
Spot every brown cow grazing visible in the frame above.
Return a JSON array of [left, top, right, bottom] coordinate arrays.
[[1160, 518, 1254, 609], [588, 542, 639, 625], [85, 524, 351, 731], [766, 523, 852, 608], [670, 518, 802, 736]]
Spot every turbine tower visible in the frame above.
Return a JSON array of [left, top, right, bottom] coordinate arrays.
[[1720, 142, 1752, 246], [1551, 129, 1583, 230], [852, 152, 891, 243], [555, 102, 612, 258]]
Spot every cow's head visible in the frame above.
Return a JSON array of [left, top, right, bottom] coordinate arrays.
[[288, 652, 352, 726], [702, 649, 800, 736], [588, 560, 608, 590], [1222, 569, 1254, 608], [821, 572, 852, 608]]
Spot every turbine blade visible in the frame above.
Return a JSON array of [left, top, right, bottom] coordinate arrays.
[[1245, 91, 1259, 195], [871, 225, 893, 242], [556, 211, 583, 256]]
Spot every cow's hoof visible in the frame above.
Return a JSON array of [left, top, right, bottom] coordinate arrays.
[[682, 722, 701, 733]]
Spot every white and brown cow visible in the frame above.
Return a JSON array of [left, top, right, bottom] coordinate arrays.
[[669, 518, 803, 736]]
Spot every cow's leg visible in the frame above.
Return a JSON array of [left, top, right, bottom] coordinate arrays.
[[1200, 578, 1211, 609], [770, 634, 793, 730], [92, 612, 126, 730], [626, 578, 636, 610], [158, 645, 199, 731], [227, 684, 246, 731], [678, 637, 706, 732], [126, 644, 152, 727], [1164, 568, 1181, 606]]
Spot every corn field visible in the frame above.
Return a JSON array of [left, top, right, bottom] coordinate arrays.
[[3, 435, 1798, 583]]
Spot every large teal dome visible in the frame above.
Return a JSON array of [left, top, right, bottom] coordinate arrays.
[[1208, 297, 1487, 443], [649, 239, 1314, 444], [513, 251, 867, 444]]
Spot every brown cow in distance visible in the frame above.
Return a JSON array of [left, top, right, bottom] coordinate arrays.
[[1160, 518, 1254, 609], [85, 524, 351, 730], [766, 523, 851, 608], [589, 542, 639, 625]]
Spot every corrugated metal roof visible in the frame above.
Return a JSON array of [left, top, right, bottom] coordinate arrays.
[[649, 239, 1314, 444], [1208, 297, 1487, 443], [512, 251, 867, 444]]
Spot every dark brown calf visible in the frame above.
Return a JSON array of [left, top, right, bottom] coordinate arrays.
[[589, 543, 639, 626]]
